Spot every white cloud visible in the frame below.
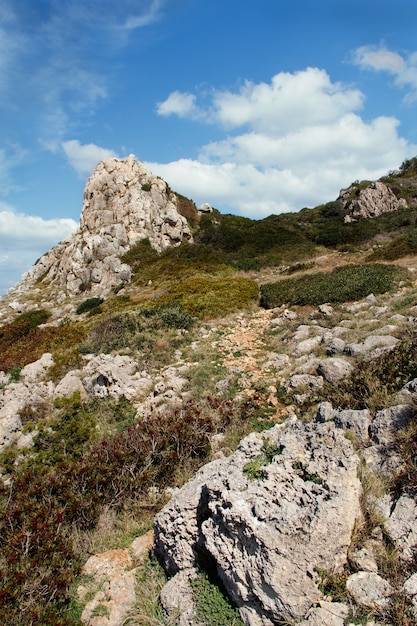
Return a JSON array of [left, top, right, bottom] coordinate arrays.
[[124, 0, 165, 29], [157, 91, 201, 118], [353, 45, 417, 102], [0, 202, 78, 294], [212, 68, 364, 133], [150, 68, 417, 218], [62, 140, 119, 177]]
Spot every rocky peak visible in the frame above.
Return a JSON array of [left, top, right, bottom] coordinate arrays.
[[339, 180, 407, 222], [11, 155, 193, 296]]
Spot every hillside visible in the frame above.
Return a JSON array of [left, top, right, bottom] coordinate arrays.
[[1, 156, 417, 625]]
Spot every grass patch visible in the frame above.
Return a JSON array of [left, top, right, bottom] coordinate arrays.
[[260, 263, 410, 308]]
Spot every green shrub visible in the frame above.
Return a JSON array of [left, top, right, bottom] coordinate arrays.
[[76, 297, 104, 315], [367, 228, 417, 261], [158, 275, 259, 319], [81, 303, 194, 355], [243, 440, 283, 480], [190, 572, 244, 626], [260, 264, 409, 308]]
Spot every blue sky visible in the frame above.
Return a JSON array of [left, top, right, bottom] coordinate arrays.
[[1, 0, 417, 294]]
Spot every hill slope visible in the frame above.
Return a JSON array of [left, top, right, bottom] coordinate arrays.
[[1, 156, 417, 625]]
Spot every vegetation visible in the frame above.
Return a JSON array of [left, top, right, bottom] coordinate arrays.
[[75, 297, 104, 315], [260, 263, 409, 308], [321, 331, 417, 412], [243, 440, 283, 480], [190, 572, 245, 626], [2, 157, 417, 624]]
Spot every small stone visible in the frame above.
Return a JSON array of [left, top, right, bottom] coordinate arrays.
[[346, 571, 392, 609]]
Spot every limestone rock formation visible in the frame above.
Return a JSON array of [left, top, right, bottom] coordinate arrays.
[[339, 181, 407, 222], [154, 418, 362, 625], [12, 155, 193, 296]]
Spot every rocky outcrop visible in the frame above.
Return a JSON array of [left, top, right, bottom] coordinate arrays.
[[154, 418, 362, 625], [12, 155, 193, 296], [339, 181, 407, 222]]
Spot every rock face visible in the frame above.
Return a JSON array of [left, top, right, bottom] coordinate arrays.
[[339, 181, 407, 222], [154, 418, 362, 625], [14, 155, 193, 295]]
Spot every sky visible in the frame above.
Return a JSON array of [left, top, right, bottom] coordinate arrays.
[[1, 0, 417, 294]]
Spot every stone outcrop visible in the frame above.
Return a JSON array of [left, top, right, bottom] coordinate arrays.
[[339, 181, 407, 222], [154, 418, 362, 625], [12, 155, 193, 296]]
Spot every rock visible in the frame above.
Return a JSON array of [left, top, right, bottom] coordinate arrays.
[[344, 335, 398, 357], [334, 409, 372, 446], [154, 420, 362, 624], [314, 401, 335, 423], [198, 202, 213, 213], [317, 358, 354, 384], [349, 540, 379, 573], [78, 531, 153, 626], [293, 325, 311, 342], [403, 572, 417, 615], [13, 156, 193, 296], [346, 571, 392, 609], [385, 494, 417, 561], [286, 374, 323, 391], [20, 353, 54, 383], [54, 371, 87, 399], [293, 336, 322, 356], [326, 338, 346, 355], [262, 352, 290, 370], [318, 304, 334, 317], [159, 569, 199, 626], [83, 354, 152, 400], [366, 293, 377, 304], [339, 181, 407, 222], [369, 405, 414, 447], [79, 549, 137, 626], [0, 407, 23, 449], [299, 601, 349, 626]]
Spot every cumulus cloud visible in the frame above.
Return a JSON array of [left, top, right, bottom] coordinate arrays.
[[157, 91, 201, 119], [62, 140, 119, 177], [353, 45, 417, 102], [150, 67, 416, 218], [0, 202, 78, 294]]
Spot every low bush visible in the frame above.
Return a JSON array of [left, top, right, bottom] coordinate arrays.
[[0, 313, 84, 374], [157, 275, 259, 319], [0, 396, 241, 625], [321, 332, 417, 413], [81, 302, 194, 356], [260, 264, 409, 308], [367, 228, 417, 261], [76, 297, 104, 315], [190, 572, 245, 626]]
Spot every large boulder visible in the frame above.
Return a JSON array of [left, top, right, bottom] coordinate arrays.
[[154, 418, 362, 625]]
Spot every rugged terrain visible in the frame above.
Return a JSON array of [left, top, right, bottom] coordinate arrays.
[[1, 156, 417, 625]]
